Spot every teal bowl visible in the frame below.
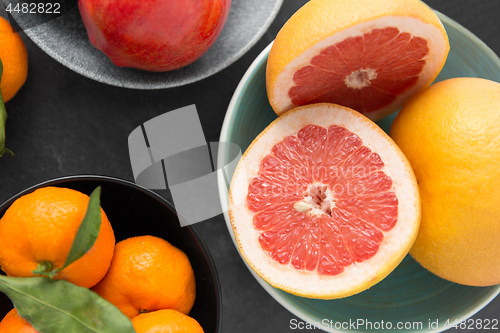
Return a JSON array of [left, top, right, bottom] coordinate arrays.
[[218, 12, 500, 333]]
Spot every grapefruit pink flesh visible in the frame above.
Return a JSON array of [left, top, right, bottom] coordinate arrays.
[[289, 28, 429, 114], [266, 0, 450, 121], [229, 103, 420, 298], [247, 124, 398, 275]]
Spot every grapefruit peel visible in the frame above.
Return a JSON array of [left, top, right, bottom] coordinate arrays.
[[228, 103, 420, 299]]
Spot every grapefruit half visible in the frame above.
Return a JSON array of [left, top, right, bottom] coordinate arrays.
[[266, 0, 450, 121], [229, 103, 420, 299]]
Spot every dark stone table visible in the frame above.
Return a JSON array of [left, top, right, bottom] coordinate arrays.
[[0, 1, 499, 332]]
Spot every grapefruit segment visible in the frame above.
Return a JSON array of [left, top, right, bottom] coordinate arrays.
[[229, 103, 420, 299], [332, 208, 384, 262], [266, 0, 449, 120], [317, 215, 352, 276], [247, 178, 303, 212]]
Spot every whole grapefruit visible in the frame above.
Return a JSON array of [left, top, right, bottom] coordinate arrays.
[[390, 77, 500, 286]]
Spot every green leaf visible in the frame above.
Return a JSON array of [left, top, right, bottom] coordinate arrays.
[[32, 186, 103, 278], [63, 186, 103, 269], [0, 59, 12, 157], [0, 276, 137, 333]]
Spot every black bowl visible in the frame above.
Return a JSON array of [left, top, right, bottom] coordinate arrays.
[[0, 175, 222, 333]]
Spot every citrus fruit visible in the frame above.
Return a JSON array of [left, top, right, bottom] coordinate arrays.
[[92, 235, 196, 319], [0, 309, 38, 333], [390, 77, 500, 286], [132, 309, 204, 333], [228, 103, 420, 298], [0, 17, 28, 102], [79, 0, 231, 71], [266, 0, 449, 121], [0, 187, 115, 288]]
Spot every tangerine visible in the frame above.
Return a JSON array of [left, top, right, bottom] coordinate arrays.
[[0, 187, 115, 288], [0, 17, 28, 102], [92, 235, 196, 319], [132, 309, 204, 333], [0, 308, 38, 333]]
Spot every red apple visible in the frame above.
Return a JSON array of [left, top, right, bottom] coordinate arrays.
[[78, 0, 231, 72]]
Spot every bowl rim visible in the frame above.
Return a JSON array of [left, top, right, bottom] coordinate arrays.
[[217, 11, 500, 333], [0, 174, 223, 333]]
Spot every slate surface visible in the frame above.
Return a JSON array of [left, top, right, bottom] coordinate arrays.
[[0, 1, 499, 332]]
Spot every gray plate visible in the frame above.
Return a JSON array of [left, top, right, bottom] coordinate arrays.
[[12, 0, 283, 89]]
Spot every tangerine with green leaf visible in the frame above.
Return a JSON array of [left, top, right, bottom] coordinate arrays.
[[0, 187, 115, 288]]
